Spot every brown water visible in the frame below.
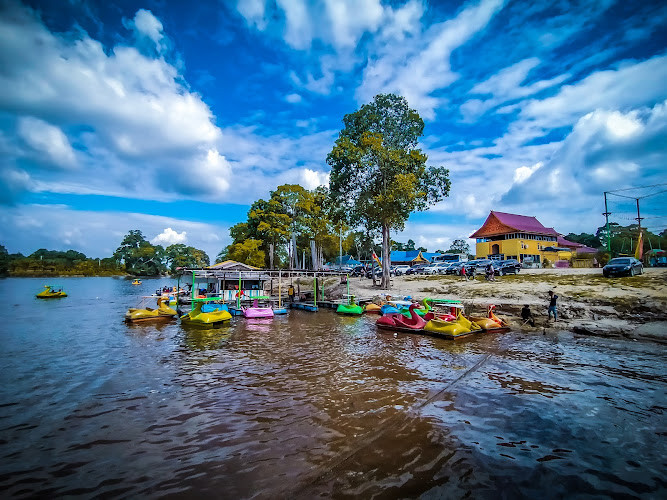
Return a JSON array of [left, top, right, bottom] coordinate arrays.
[[1, 277, 666, 498]]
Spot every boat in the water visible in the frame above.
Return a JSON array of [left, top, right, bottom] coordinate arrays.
[[423, 308, 482, 339], [132, 279, 142, 285], [181, 301, 232, 326], [337, 295, 363, 315], [364, 303, 382, 314], [125, 297, 178, 322], [36, 285, 67, 299], [376, 304, 428, 332], [243, 299, 274, 318], [469, 305, 510, 332]]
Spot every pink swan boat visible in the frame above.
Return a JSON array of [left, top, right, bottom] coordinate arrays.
[[243, 299, 275, 318]]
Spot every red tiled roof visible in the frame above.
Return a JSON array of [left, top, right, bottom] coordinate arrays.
[[557, 236, 598, 253], [470, 211, 559, 238], [493, 212, 559, 235]]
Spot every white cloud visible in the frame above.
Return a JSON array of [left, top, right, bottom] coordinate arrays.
[[127, 9, 164, 50], [285, 92, 302, 103], [152, 227, 187, 246], [17, 117, 77, 169], [236, 0, 268, 31], [0, 204, 226, 259], [356, 0, 505, 119], [461, 58, 569, 122], [301, 168, 329, 190]]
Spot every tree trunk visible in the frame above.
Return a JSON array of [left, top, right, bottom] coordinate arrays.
[[381, 224, 391, 289]]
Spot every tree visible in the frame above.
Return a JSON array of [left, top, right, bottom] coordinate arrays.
[[113, 230, 166, 275], [328, 94, 450, 288], [0, 245, 9, 277], [226, 239, 265, 268], [564, 232, 601, 249], [165, 244, 210, 273], [447, 239, 470, 254]]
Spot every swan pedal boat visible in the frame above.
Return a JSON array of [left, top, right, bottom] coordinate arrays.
[[336, 303, 363, 315], [423, 312, 482, 339], [36, 285, 67, 298], [125, 297, 177, 322], [469, 307, 510, 333], [376, 304, 429, 332], [243, 299, 274, 318], [181, 301, 232, 326]]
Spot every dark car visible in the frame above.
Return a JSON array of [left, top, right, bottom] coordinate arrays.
[[405, 264, 427, 275], [350, 265, 365, 277], [447, 262, 466, 275], [492, 259, 521, 275], [603, 257, 643, 277]]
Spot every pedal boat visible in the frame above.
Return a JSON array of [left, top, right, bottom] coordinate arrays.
[[376, 304, 428, 332], [243, 299, 275, 318], [423, 310, 482, 339], [125, 297, 177, 322], [337, 295, 363, 315], [468, 305, 510, 333], [181, 301, 232, 326], [36, 285, 67, 298], [131, 279, 142, 285], [364, 303, 382, 314]]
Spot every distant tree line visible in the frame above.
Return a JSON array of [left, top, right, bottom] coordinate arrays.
[[0, 231, 211, 277], [566, 223, 667, 261]]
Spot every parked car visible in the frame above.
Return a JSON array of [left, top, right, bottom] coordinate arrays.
[[420, 263, 441, 275], [350, 265, 365, 277], [430, 263, 452, 274], [447, 262, 466, 275], [405, 264, 427, 275], [394, 265, 411, 276], [603, 257, 643, 277], [492, 259, 521, 275]]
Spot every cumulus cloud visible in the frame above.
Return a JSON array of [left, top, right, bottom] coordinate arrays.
[[152, 227, 187, 246], [285, 93, 302, 103], [17, 117, 77, 169], [124, 9, 166, 53], [501, 102, 667, 209]]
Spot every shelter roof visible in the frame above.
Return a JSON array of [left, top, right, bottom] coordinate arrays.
[[207, 260, 259, 271], [470, 211, 560, 238], [557, 236, 598, 253]]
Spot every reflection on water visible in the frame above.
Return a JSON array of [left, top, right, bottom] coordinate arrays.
[[0, 277, 665, 498]]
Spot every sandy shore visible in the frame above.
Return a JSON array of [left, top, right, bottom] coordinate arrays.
[[329, 267, 667, 343]]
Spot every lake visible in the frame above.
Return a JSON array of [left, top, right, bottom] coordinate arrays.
[[1, 277, 665, 498]]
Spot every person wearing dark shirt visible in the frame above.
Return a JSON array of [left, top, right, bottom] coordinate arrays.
[[547, 291, 558, 321], [521, 304, 535, 326]]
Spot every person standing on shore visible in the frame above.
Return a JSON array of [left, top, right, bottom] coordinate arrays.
[[547, 291, 558, 321]]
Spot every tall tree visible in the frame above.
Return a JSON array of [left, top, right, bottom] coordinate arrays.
[[447, 239, 470, 254], [328, 94, 450, 287], [113, 230, 166, 275]]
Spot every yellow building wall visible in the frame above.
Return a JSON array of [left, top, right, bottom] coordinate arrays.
[[475, 239, 573, 263]]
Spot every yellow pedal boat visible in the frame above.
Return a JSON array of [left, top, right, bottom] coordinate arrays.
[[36, 285, 67, 299], [132, 279, 142, 285], [424, 312, 482, 339], [180, 301, 232, 327], [125, 297, 177, 322]]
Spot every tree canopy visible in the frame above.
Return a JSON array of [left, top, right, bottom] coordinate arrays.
[[446, 239, 470, 254], [327, 93, 451, 287]]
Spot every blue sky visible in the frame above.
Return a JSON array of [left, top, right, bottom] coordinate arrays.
[[1, 0, 666, 259]]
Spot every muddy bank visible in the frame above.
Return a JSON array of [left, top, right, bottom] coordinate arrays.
[[334, 268, 667, 343]]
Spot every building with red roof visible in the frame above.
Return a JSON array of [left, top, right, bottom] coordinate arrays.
[[470, 211, 594, 265]]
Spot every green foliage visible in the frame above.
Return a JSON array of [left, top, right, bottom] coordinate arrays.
[[113, 230, 167, 276], [165, 244, 210, 273], [225, 239, 265, 268], [0, 245, 9, 277], [564, 232, 601, 249], [327, 93, 450, 287], [7, 246, 123, 277], [447, 239, 470, 254], [595, 223, 667, 256]]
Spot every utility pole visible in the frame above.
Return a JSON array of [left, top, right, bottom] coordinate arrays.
[[603, 191, 611, 251], [339, 224, 343, 270]]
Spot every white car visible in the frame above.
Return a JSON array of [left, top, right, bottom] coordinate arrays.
[[421, 263, 444, 275], [394, 265, 410, 276]]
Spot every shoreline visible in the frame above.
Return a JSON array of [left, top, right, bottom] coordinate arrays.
[[338, 267, 667, 344]]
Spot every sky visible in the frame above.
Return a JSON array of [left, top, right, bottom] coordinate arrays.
[[1, 0, 666, 260]]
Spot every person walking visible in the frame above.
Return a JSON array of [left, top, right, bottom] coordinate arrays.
[[547, 291, 558, 321], [460, 265, 467, 281], [288, 284, 295, 303]]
